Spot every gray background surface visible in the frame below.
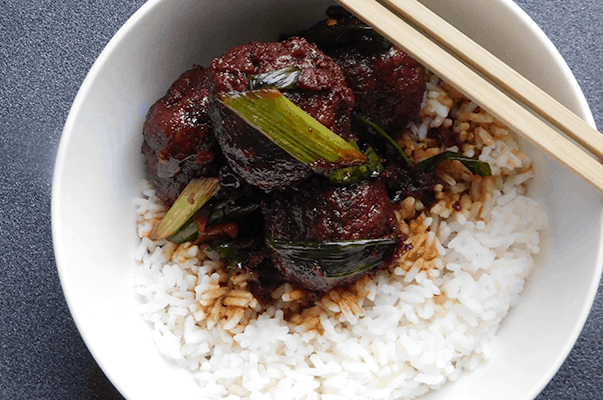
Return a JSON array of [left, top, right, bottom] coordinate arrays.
[[0, 0, 601, 398]]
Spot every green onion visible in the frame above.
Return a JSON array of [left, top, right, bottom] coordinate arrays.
[[218, 87, 369, 170], [354, 114, 412, 165], [415, 151, 492, 176], [149, 177, 220, 240], [268, 237, 397, 278], [206, 198, 260, 228], [303, 21, 392, 51], [329, 145, 384, 185], [246, 66, 302, 91], [167, 218, 199, 244], [211, 242, 251, 271], [355, 114, 492, 176]]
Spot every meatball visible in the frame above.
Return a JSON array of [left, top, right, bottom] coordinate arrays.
[[298, 6, 426, 133], [142, 65, 221, 205], [208, 37, 356, 192], [262, 179, 401, 293]]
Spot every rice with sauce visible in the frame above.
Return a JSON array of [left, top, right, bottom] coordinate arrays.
[[133, 72, 548, 400]]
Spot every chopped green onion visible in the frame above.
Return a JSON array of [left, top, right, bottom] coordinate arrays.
[[415, 151, 492, 176], [149, 177, 220, 240], [206, 199, 260, 228], [268, 237, 397, 278], [218, 87, 369, 170], [211, 241, 251, 271], [246, 66, 302, 91], [329, 146, 384, 185], [167, 218, 199, 244], [303, 21, 392, 50], [354, 114, 412, 165]]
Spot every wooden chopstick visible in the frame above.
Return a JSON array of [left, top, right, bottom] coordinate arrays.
[[337, 0, 603, 195], [381, 0, 603, 161]]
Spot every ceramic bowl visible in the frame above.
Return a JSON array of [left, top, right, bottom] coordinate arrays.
[[52, 0, 603, 399]]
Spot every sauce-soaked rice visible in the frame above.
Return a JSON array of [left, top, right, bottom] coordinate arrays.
[[134, 68, 548, 399]]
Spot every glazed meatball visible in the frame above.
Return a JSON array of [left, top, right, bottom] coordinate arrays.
[[261, 179, 401, 293], [142, 65, 221, 205], [208, 37, 356, 192], [298, 6, 426, 133]]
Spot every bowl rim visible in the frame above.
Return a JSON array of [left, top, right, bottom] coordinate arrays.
[[493, 2, 602, 397], [51, 0, 162, 392], [51, 0, 603, 398]]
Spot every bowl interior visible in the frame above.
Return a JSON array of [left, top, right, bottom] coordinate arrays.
[[52, 0, 603, 399]]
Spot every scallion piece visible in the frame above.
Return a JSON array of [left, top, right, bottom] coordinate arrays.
[[354, 114, 412, 165], [218, 87, 369, 170], [302, 21, 392, 51], [149, 177, 220, 240], [329, 146, 384, 185], [211, 242, 251, 271], [167, 218, 199, 244], [268, 237, 397, 278], [246, 66, 302, 91], [206, 199, 260, 228], [415, 151, 492, 176]]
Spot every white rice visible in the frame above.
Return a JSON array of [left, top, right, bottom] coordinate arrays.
[[132, 75, 549, 399]]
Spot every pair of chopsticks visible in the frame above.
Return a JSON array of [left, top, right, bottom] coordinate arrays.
[[338, 0, 603, 195]]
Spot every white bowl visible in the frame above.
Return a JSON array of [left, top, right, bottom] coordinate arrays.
[[52, 0, 603, 399]]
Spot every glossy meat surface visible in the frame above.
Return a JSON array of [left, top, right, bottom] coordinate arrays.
[[142, 65, 220, 205], [262, 179, 400, 292], [208, 37, 356, 192], [299, 6, 426, 133]]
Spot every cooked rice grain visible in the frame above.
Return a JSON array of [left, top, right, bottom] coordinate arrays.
[[133, 73, 548, 399]]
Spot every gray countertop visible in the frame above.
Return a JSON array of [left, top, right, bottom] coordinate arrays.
[[0, 0, 601, 398]]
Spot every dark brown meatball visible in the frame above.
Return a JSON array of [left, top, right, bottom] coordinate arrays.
[[208, 37, 356, 192], [298, 6, 426, 133], [261, 179, 401, 293], [336, 46, 426, 132], [142, 65, 220, 205]]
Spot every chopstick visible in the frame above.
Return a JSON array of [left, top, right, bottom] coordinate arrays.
[[381, 0, 603, 160], [337, 0, 603, 195]]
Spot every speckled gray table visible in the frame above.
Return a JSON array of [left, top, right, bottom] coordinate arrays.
[[1, 0, 601, 399]]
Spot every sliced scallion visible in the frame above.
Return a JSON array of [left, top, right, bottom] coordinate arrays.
[[211, 241, 251, 271], [149, 177, 220, 240], [415, 151, 492, 176], [329, 145, 384, 185], [218, 87, 369, 171], [206, 199, 260, 228], [302, 21, 392, 51], [354, 114, 412, 165], [268, 237, 397, 278], [246, 66, 302, 91], [167, 218, 199, 244]]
